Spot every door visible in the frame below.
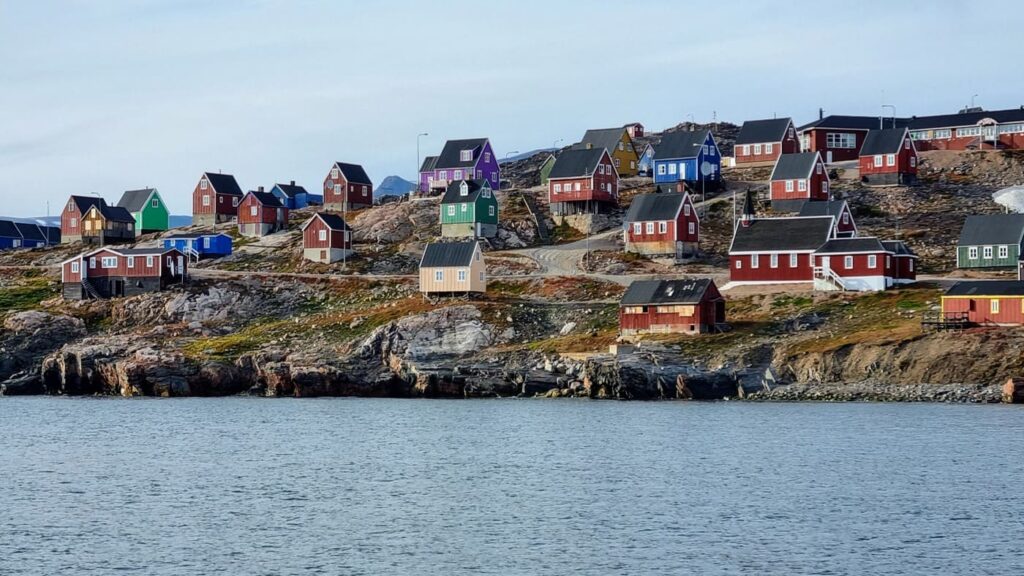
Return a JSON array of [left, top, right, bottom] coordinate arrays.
[[177, 256, 184, 275], [679, 163, 686, 181], [826, 150, 833, 163], [320, 250, 327, 261], [821, 256, 830, 273]]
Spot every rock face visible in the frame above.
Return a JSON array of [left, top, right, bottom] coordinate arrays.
[[352, 198, 439, 245], [583, 353, 737, 400], [0, 311, 86, 395]]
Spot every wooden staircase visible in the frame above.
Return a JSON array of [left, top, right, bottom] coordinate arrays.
[[81, 278, 103, 300], [518, 191, 550, 244], [813, 266, 847, 291]]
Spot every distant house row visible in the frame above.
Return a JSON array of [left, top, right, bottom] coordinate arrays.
[[0, 219, 59, 249]]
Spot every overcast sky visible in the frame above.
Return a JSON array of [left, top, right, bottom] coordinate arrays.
[[2, 1, 1022, 217]]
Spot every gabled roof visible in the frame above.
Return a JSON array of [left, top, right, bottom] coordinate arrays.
[[798, 115, 909, 132], [91, 204, 135, 223], [14, 222, 45, 242], [69, 195, 105, 214], [770, 152, 820, 181], [420, 155, 439, 172], [620, 278, 718, 306], [576, 128, 628, 153], [881, 240, 917, 257], [945, 280, 1024, 297], [43, 227, 60, 243], [736, 118, 793, 145], [908, 107, 1024, 131], [441, 179, 491, 204], [814, 237, 887, 254], [116, 247, 180, 256], [656, 130, 710, 160], [246, 191, 285, 207], [860, 128, 910, 156], [957, 214, 1024, 246], [301, 212, 351, 231], [435, 138, 489, 169], [0, 219, 19, 238], [624, 192, 687, 223], [797, 200, 849, 218], [203, 173, 244, 197], [273, 182, 308, 198], [333, 162, 372, 185], [116, 188, 157, 212], [730, 216, 834, 253], [164, 232, 231, 239], [419, 241, 479, 268], [548, 148, 608, 179]]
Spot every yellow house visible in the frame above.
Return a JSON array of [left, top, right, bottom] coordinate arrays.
[[577, 127, 640, 177], [419, 241, 486, 295]]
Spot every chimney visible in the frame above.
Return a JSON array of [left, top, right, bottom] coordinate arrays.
[[741, 189, 756, 227], [258, 186, 264, 193], [290, 180, 295, 186], [819, 107, 824, 120]]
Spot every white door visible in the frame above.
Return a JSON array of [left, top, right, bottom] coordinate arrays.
[[826, 151, 833, 163], [679, 163, 686, 180], [177, 256, 184, 275], [821, 256, 830, 271]]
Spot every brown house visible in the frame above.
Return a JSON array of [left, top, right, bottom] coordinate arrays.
[[81, 204, 136, 245], [419, 241, 486, 295], [619, 278, 725, 336], [301, 212, 353, 263]]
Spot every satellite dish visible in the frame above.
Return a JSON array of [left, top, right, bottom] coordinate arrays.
[[700, 161, 714, 176]]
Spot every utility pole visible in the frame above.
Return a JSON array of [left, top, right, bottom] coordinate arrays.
[[503, 151, 519, 190], [416, 132, 429, 196], [882, 105, 896, 129]]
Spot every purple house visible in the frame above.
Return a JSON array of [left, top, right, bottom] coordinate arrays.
[[419, 138, 500, 193]]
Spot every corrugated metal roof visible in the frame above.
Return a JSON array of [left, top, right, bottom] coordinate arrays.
[[620, 278, 717, 305], [730, 217, 834, 252], [624, 192, 686, 222], [420, 241, 479, 268], [945, 280, 1024, 297], [736, 118, 793, 145], [770, 153, 819, 181], [957, 214, 1024, 246]]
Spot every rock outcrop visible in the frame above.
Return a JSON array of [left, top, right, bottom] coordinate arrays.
[[0, 311, 86, 395]]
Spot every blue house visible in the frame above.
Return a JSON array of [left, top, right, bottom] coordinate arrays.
[[653, 129, 721, 185], [637, 143, 655, 176], [271, 181, 321, 209], [162, 232, 233, 259], [0, 220, 22, 249], [14, 222, 47, 248]]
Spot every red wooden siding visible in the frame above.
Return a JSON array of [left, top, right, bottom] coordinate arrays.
[[730, 253, 814, 282], [625, 196, 699, 244], [835, 208, 856, 235], [914, 132, 1024, 152], [619, 284, 723, 332], [943, 296, 1024, 325], [735, 129, 800, 164], [802, 129, 868, 162], [303, 218, 350, 250], [813, 252, 888, 278], [324, 169, 373, 207], [859, 136, 918, 176], [771, 158, 829, 203], [81, 249, 183, 279], [548, 150, 618, 204], [192, 177, 239, 217], [238, 196, 288, 225]]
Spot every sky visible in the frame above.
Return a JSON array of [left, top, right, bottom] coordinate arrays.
[[1, 0, 1023, 217]]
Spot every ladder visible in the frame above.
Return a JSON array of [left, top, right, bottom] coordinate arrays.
[[81, 278, 103, 300]]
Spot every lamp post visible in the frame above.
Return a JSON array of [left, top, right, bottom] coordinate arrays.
[[503, 151, 519, 190], [882, 105, 896, 129], [971, 94, 979, 108], [552, 138, 563, 150], [416, 132, 429, 195]]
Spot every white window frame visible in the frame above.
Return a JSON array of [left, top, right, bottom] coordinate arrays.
[[457, 269, 467, 282], [101, 256, 118, 269], [657, 164, 666, 175], [844, 256, 854, 269], [434, 270, 443, 281], [688, 222, 695, 235], [798, 179, 807, 192], [741, 145, 750, 156], [645, 222, 654, 234], [146, 256, 154, 267], [684, 204, 691, 216], [318, 229, 327, 241], [447, 205, 455, 216], [658, 221, 667, 234], [785, 180, 794, 192], [789, 253, 798, 268], [250, 206, 258, 216], [991, 299, 1000, 314], [127, 256, 135, 268], [983, 246, 993, 259], [71, 261, 80, 273], [770, 254, 778, 268], [765, 143, 773, 154], [886, 154, 896, 166], [867, 255, 877, 269], [969, 247, 978, 259], [489, 206, 495, 217], [461, 203, 468, 213], [633, 223, 641, 235], [750, 254, 759, 269], [553, 183, 562, 193], [999, 245, 1009, 259], [200, 179, 208, 190], [202, 195, 210, 207], [753, 144, 762, 155], [874, 155, 883, 167]]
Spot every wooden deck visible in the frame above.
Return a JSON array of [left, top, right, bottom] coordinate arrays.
[[921, 311, 970, 331]]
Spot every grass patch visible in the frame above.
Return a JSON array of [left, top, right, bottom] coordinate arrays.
[[0, 277, 56, 313]]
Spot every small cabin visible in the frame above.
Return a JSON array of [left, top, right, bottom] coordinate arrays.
[[192, 172, 244, 227], [116, 188, 169, 233], [238, 189, 289, 237], [61, 247, 187, 300], [768, 152, 829, 212], [61, 195, 105, 244], [941, 281, 1024, 326], [162, 233, 233, 259], [440, 179, 498, 239], [734, 118, 799, 165], [622, 189, 699, 258], [323, 162, 373, 211], [956, 214, 1024, 270], [619, 278, 725, 336], [81, 204, 136, 245], [859, 128, 918, 186], [301, 212, 353, 263], [272, 181, 320, 210], [419, 241, 486, 295]]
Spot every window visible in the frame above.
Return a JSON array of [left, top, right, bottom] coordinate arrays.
[[71, 217, 77, 227], [735, 260, 742, 269], [333, 184, 341, 195], [842, 212, 849, 224], [633, 223, 642, 234], [200, 179, 208, 190], [232, 197, 239, 207], [484, 152, 490, 163], [957, 127, 982, 137], [202, 195, 210, 207], [657, 164, 666, 175], [708, 145, 716, 157], [766, 143, 773, 154], [146, 256, 154, 267], [886, 154, 896, 166], [574, 183, 581, 191], [553, 183, 562, 193], [983, 246, 993, 259], [362, 186, 368, 197], [770, 254, 778, 268], [688, 222, 695, 235], [816, 163, 822, 175], [479, 271, 484, 282], [250, 206, 258, 216], [874, 155, 883, 167], [668, 164, 677, 175], [454, 170, 463, 180], [999, 245, 1009, 259], [969, 247, 978, 259], [658, 221, 667, 234], [460, 183, 469, 196], [751, 254, 759, 268], [434, 270, 443, 281], [868, 255, 877, 268], [785, 180, 794, 192], [68, 201, 74, 212], [89, 257, 96, 269], [702, 145, 709, 155], [318, 229, 327, 241], [598, 165, 604, 175], [460, 150, 473, 162], [203, 237, 211, 249], [71, 261, 79, 273], [909, 259, 914, 272], [844, 256, 853, 269], [741, 145, 750, 156], [614, 158, 621, 168], [491, 172, 497, 183], [991, 299, 1000, 314], [753, 144, 762, 155], [910, 156, 917, 168], [825, 133, 857, 149], [684, 204, 691, 216], [461, 203, 467, 213], [151, 198, 159, 208], [489, 206, 495, 217], [618, 142, 624, 151], [904, 139, 910, 150], [439, 170, 447, 180], [934, 129, 952, 139], [886, 255, 891, 268], [447, 206, 455, 216], [645, 222, 654, 234], [798, 179, 807, 192], [789, 253, 798, 268], [101, 256, 117, 268], [457, 269, 466, 282], [127, 256, 135, 268]]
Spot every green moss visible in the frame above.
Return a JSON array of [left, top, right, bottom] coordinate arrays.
[[0, 278, 56, 313]]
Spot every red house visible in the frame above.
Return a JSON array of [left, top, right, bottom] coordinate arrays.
[[61, 247, 186, 300], [941, 281, 1024, 326], [797, 200, 857, 237], [734, 118, 799, 165], [622, 187, 699, 257], [192, 172, 244, 227], [61, 195, 105, 244], [624, 122, 644, 139], [798, 114, 891, 162], [882, 240, 918, 284], [238, 189, 288, 237], [301, 212, 353, 264], [619, 278, 725, 336], [812, 237, 895, 292], [859, 128, 918, 186], [323, 162, 373, 211], [769, 152, 829, 211], [728, 216, 835, 285], [547, 147, 619, 215], [909, 107, 1024, 151]]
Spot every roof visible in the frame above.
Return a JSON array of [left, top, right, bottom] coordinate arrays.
[[165, 232, 231, 239], [441, 179, 491, 204], [419, 241, 479, 268], [909, 107, 1024, 131], [548, 148, 607, 179], [14, 222, 45, 242], [203, 173, 244, 197], [655, 130, 710, 160], [814, 237, 887, 254], [730, 216, 835, 253], [307, 212, 351, 231], [797, 200, 848, 218], [770, 152, 819, 180], [957, 214, 1024, 246], [116, 188, 156, 212], [0, 220, 19, 238], [624, 192, 687, 223], [736, 118, 793, 145], [115, 247, 177, 256], [435, 138, 489, 169], [420, 155, 438, 172], [620, 278, 717, 306], [95, 204, 135, 223], [273, 182, 308, 198], [576, 128, 627, 153], [44, 227, 60, 243], [69, 195, 105, 214], [945, 280, 1024, 297], [333, 162, 372, 185], [881, 240, 917, 257], [798, 115, 908, 132], [246, 191, 285, 207], [860, 128, 908, 156]]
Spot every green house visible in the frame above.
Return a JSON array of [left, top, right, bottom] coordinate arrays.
[[440, 179, 498, 238], [116, 188, 169, 233], [539, 154, 556, 185], [956, 213, 1024, 269]]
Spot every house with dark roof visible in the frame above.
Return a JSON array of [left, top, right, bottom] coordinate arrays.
[[653, 130, 720, 186], [548, 147, 619, 217], [859, 128, 918, 186], [909, 106, 1024, 151], [324, 162, 373, 211], [418, 241, 486, 295], [238, 188, 289, 237], [419, 138, 499, 193], [797, 199, 857, 237], [162, 232, 232, 259], [941, 280, 1024, 325], [956, 214, 1024, 269], [636, 144, 655, 176], [61, 246, 186, 300], [440, 179, 498, 239], [798, 114, 908, 162], [301, 212, 353, 263], [272, 180, 320, 210], [192, 172, 244, 227], [619, 278, 725, 336], [116, 188, 169, 233], [0, 220, 23, 249], [14, 222, 47, 248], [624, 122, 644, 139], [81, 204, 136, 245], [61, 195, 106, 244], [729, 216, 836, 285], [882, 240, 918, 284], [769, 152, 829, 211], [734, 118, 799, 165], [574, 127, 639, 177], [538, 154, 557, 185], [812, 237, 895, 291], [623, 189, 699, 257]]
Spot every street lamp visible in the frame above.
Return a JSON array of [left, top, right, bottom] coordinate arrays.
[[881, 105, 896, 129], [971, 94, 979, 108], [552, 138, 563, 150], [416, 132, 429, 195], [503, 151, 519, 190]]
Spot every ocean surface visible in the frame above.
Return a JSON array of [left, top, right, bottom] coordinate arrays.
[[1, 398, 1022, 576]]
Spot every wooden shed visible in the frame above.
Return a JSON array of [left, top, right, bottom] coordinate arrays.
[[418, 241, 486, 295]]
